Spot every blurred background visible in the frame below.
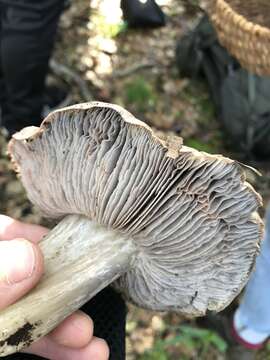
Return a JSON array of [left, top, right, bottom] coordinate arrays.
[[0, 0, 269, 359]]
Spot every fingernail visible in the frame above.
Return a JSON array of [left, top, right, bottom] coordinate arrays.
[[0, 240, 36, 285]]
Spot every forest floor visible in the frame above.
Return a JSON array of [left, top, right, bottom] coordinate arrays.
[[0, 0, 270, 359]]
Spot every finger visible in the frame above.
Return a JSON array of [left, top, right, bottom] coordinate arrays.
[[0, 239, 44, 310], [25, 336, 110, 360], [49, 311, 94, 348], [0, 215, 48, 243]]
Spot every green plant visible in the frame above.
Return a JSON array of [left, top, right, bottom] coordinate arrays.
[[185, 138, 216, 153], [93, 14, 127, 38], [139, 325, 227, 360], [182, 82, 215, 125], [176, 325, 227, 354], [140, 342, 169, 360], [125, 77, 157, 111]]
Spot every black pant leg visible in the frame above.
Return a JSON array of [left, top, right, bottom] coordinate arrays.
[[82, 287, 127, 360], [0, 0, 65, 133]]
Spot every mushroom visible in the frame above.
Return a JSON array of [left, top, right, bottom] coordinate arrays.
[[0, 102, 263, 356]]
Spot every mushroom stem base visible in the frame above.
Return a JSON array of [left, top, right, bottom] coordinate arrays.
[[0, 214, 136, 356]]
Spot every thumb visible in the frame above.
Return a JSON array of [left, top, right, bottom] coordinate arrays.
[[0, 239, 44, 310]]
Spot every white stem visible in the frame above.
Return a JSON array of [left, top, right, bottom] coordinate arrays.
[[0, 215, 136, 356]]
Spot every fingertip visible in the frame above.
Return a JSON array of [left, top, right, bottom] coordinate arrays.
[[0, 215, 48, 243], [0, 215, 15, 239], [88, 337, 110, 360], [29, 241, 44, 282], [25, 335, 110, 360], [49, 311, 94, 348], [0, 239, 44, 309], [10, 238, 44, 285], [21, 223, 49, 244]]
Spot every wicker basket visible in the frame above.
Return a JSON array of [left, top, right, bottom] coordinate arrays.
[[207, 0, 270, 75]]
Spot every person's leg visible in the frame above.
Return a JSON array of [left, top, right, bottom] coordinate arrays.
[[233, 206, 270, 347], [0, 0, 65, 134]]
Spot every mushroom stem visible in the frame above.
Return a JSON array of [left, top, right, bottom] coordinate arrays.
[[0, 214, 136, 356]]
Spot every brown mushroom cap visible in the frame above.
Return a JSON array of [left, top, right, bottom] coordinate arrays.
[[8, 102, 263, 316]]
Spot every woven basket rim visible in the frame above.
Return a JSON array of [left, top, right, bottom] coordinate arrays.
[[214, 0, 270, 38]]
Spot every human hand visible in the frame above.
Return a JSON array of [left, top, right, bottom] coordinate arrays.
[[0, 215, 109, 360]]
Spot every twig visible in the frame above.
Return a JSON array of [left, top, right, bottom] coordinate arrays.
[[49, 59, 93, 101], [112, 61, 157, 78]]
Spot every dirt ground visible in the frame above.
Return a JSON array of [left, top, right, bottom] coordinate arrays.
[[0, 1, 270, 359]]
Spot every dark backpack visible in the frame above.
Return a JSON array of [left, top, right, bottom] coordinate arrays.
[[120, 0, 166, 28], [176, 15, 270, 158]]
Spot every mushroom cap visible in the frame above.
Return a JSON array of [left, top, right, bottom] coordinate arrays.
[[8, 102, 263, 316]]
